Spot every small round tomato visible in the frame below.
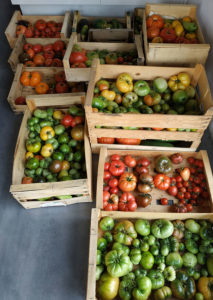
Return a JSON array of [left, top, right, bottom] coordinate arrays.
[[54, 71, 66, 82], [45, 58, 53, 66], [103, 185, 110, 192], [110, 187, 119, 194], [177, 191, 184, 200], [192, 193, 198, 200], [189, 167, 196, 174], [161, 198, 168, 205], [198, 173, 205, 180], [35, 19, 46, 31], [194, 176, 201, 185], [74, 116, 84, 125], [190, 200, 196, 205], [193, 186, 201, 194], [109, 178, 118, 188], [56, 82, 69, 93], [180, 199, 186, 205], [53, 40, 65, 52], [180, 187, 186, 193], [186, 203, 193, 212], [124, 155, 136, 168], [168, 185, 178, 196], [187, 157, 195, 164], [23, 43, 32, 51], [183, 181, 189, 188], [170, 177, 176, 186], [61, 114, 74, 128], [22, 176, 33, 184], [177, 182, 183, 189], [176, 175, 183, 182], [200, 182, 207, 189], [184, 192, 191, 199], [136, 166, 149, 175], [189, 176, 194, 182], [44, 50, 55, 59], [187, 187, 192, 193], [104, 162, 110, 171], [103, 191, 110, 202], [111, 154, 120, 161], [136, 157, 151, 167], [15, 96, 26, 105], [32, 44, 43, 53], [104, 171, 111, 181]]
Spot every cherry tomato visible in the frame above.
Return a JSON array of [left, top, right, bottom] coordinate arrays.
[[22, 176, 33, 184], [110, 187, 119, 194], [137, 157, 151, 167], [176, 175, 183, 182], [104, 162, 110, 171], [186, 203, 193, 212], [104, 171, 111, 181], [198, 173, 205, 180], [109, 178, 118, 188], [187, 187, 192, 193], [192, 193, 198, 200], [111, 154, 120, 161], [136, 166, 149, 174], [193, 186, 201, 194], [161, 198, 168, 205], [124, 155, 136, 168], [189, 176, 194, 182], [184, 192, 191, 199], [187, 157, 195, 164], [180, 187, 186, 193], [167, 186, 178, 196], [200, 182, 207, 189], [177, 191, 184, 200], [15, 96, 26, 105], [183, 181, 189, 188], [194, 176, 201, 185], [180, 199, 186, 205], [189, 167, 196, 174], [190, 200, 196, 205], [103, 185, 110, 192], [170, 177, 176, 186], [177, 182, 183, 189], [103, 191, 110, 202]]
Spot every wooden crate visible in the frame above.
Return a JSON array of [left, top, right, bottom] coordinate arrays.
[[143, 4, 210, 66], [85, 59, 213, 153], [87, 208, 213, 300], [8, 34, 69, 72], [7, 63, 85, 114], [5, 10, 72, 48], [63, 32, 144, 82], [96, 147, 213, 213], [72, 10, 133, 42], [10, 93, 92, 209]]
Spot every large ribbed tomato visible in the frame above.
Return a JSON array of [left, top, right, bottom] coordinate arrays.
[[118, 172, 137, 192]]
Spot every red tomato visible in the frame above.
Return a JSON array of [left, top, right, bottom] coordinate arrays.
[[104, 171, 111, 181], [170, 177, 176, 186], [109, 178, 118, 188], [103, 185, 110, 192], [187, 157, 195, 164], [15, 96, 26, 105], [53, 40, 65, 52], [22, 176, 33, 184], [200, 182, 207, 189], [176, 175, 183, 182], [35, 19, 46, 31], [55, 82, 69, 93], [146, 14, 164, 29], [189, 167, 196, 174], [161, 198, 168, 205], [118, 192, 137, 212], [184, 192, 191, 199], [54, 71, 66, 82], [136, 166, 149, 175], [194, 176, 201, 185], [74, 116, 84, 125], [177, 191, 184, 200], [51, 58, 63, 67], [192, 193, 198, 200], [70, 52, 87, 64], [47, 21, 57, 28], [180, 199, 186, 205], [44, 58, 53, 66], [103, 191, 110, 202], [32, 44, 42, 53], [190, 199, 197, 205], [110, 187, 119, 194], [153, 174, 170, 190], [44, 50, 55, 59], [180, 187, 186, 193], [136, 157, 151, 167], [97, 137, 115, 144], [61, 114, 74, 128], [24, 27, 34, 38], [193, 186, 201, 194], [187, 187, 192, 193], [173, 203, 187, 213], [103, 193, 118, 211], [160, 28, 176, 43], [170, 153, 183, 164], [23, 43, 32, 51], [198, 173, 205, 180], [168, 186, 178, 196], [183, 181, 189, 188], [147, 26, 160, 40], [118, 172, 137, 192], [186, 203, 193, 212], [111, 154, 120, 161], [104, 162, 110, 171], [43, 44, 53, 52], [124, 155, 136, 168], [109, 160, 125, 177], [176, 182, 183, 189]]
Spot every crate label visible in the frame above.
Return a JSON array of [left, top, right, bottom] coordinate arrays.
[[40, 202, 66, 208]]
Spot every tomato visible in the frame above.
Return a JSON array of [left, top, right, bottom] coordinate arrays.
[[193, 186, 201, 194], [170, 153, 183, 164], [54, 71, 66, 82], [23, 43, 32, 51], [110, 187, 119, 194], [170, 177, 176, 186], [160, 28, 176, 43], [137, 166, 149, 175], [103, 191, 110, 202], [71, 125, 84, 141], [180, 187, 186, 193], [16, 25, 26, 37], [22, 176, 33, 184], [71, 62, 86, 68], [154, 174, 170, 190], [44, 58, 53, 67], [187, 157, 195, 164], [111, 154, 120, 161], [109, 160, 125, 177], [146, 14, 164, 29], [124, 155, 136, 168], [168, 186, 178, 196], [116, 138, 141, 145], [98, 137, 115, 144], [24, 27, 34, 38], [74, 116, 84, 125], [104, 171, 111, 181], [161, 198, 168, 205], [103, 193, 119, 211], [35, 19, 46, 31], [70, 52, 87, 64], [180, 167, 190, 181], [186, 203, 193, 212], [109, 178, 118, 188], [173, 203, 187, 213], [118, 192, 137, 212], [118, 172, 137, 192], [136, 157, 151, 167], [52, 58, 63, 67], [43, 50, 54, 59], [200, 182, 207, 189], [147, 26, 160, 40], [177, 182, 183, 188], [198, 173, 205, 180], [194, 176, 201, 185], [15, 96, 26, 105], [183, 181, 189, 188], [176, 175, 183, 182], [184, 192, 191, 199], [32, 44, 42, 53], [43, 44, 53, 52], [189, 167, 196, 174], [56, 82, 69, 93], [33, 54, 45, 66], [192, 193, 198, 200], [103, 185, 110, 192], [53, 40, 65, 52], [136, 193, 152, 208], [61, 114, 75, 128], [177, 191, 184, 200], [104, 162, 110, 171]]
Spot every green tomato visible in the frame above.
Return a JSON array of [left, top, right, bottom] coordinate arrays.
[[154, 286, 172, 300], [97, 249, 102, 265], [185, 99, 198, 112], [172, 90, 188, 105], [132, 239, 140, 248], [103, 232, 113, 244], [148, 270, 165, 290], [140, 241, 149, 252], [112, 242, 130, 256], [140, 251, 154, 270], [52, 152, 64, 161], [195, 293, 204, 300], [25, 157, 39, 170], [132, 276, 152, 300], [133, 80, 150, 97], [179, 242, 185, 252], [59, 144, 70, 154], [105, 250, 132, 277], [54, 125, 65, 135], [182, 252, 197, 268], [96, 265, 104, 281], [153, 77, 168, 93], [97, 238, 107, 251], [207, 255, 213, 276], [130, 248, 142, 265], [197, 252, 206, 265], [150, 245, 159, 256], [185, 239, 198, 254], [147, 235, 155, 246], [151, 219, 174, 239], [185, 219, 200, 233], [193, 271, 200, 280], [58, 132, 69, 144], [135, 219, 150, 236], [185, 85, 196, 98], [97, 272, 119, 300], [166, 252, 183, 270], [100, 217, 114, 231]]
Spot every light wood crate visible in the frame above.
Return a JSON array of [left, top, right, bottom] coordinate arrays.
[[7, 63, 85, 114], [96, 147, 213, 213], [85, 59, 213, 153], [8, 34, 69, 72], [5, 10, 72, 49], [10, 93, 92, 209], [87, 208, 213, 300], [72, 10, 133, 42], [63, 32, 144, 82], [143, 4, 210, 66]]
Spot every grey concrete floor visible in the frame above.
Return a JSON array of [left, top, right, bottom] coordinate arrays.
[[0, 1, 213, 300]]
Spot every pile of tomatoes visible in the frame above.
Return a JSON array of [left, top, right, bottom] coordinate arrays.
[[16, 19, 63, 38], [19, 40, 65, 67]]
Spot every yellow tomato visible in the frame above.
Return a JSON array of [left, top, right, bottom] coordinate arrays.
[[182, 16, 192, 22], [168, 72, 190, 91], [167, 128, 177, 131], [53, 110, 64, 120], [61, 160, 70, 171], [41, 144, 53, 157], [172, 20, 182, 28], [116, 73, 133, 93], [92, 108, 99, 113], [185, 33, 196, 40], [40, 126, 55, 141], [25, 152, 34, 160], [174, 23, 184, 37], [101, 90, 116, 101]]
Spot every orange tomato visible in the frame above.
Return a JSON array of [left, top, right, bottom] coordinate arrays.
[[116, 138, 141, 145], [98, 137, 115, 144], [20, 71, 41, 87], [35, 82, 49, 94], [24, 61, 36, 67], [146, 15, 164, 29], [16, 25, 26, 36], [147, 26, 160, 40], [152, 128, 164, 131], [33, 54, 45, 66]]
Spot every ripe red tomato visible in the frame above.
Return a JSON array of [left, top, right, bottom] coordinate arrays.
[[147, 26, 160, 40], [187, 157, 195, 164], [167, 186, 178, 196], [70, 52, 87, 64], [98, 137, 115, 144], [176, 175, 183, 182], [35, 19, 46, 31], [52, 58, 63, 67], [74, 116, 84, 125], [118, 172, 137, 192], [186, 203, 193, 212], [153, 174, 170, 190], [161, 198, 168, 205], [111, 154, 120, 161], [109, 178, 118, 188], [43, 44, 53, 52], [23, 43, 32, 51], [180, 187, 186, 193], [176, 182, 183, 189], [136, 157, 151, 167], [44, 50, 55, 59], [103, 192, 118, 211], [104, 162, 110, 171], [192, 193, 198, 200], [109, 160, 125, 177], [184, 192, 191, 199], [118, 192, 137, 212], [124, 155, 136, 168], [180, 199, 186, 205], [60, 114, 74, 128], [177, 191, 184, 200], [193, 186, 201, 194], [189, 167, 196, 174], [146, 14, 164, 29], [193, 176, 201, 185], [55, 82, 69, 93], [136, 166, 149, 175], [103, 185, 110, 192], [15, 96, 26, 105], [54, 71, 66, 82], [183, 181, 189, 188], [24, 27, 34, 38], [45, 58, 53, 66], [198, 173, 205, 180], [160, 28, 176, 43], [104, 171, 111, 181], [110, 187, 119, 194], [47, 20, 57, 28], [170, 177, 176, 186], [173, 203, 187, 213], [200, 182, 207, 189], [53, 40, 65, 52], [170, 153, 183, 164], [22, 176, 33, 184], [32, 44, 42, 53]]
